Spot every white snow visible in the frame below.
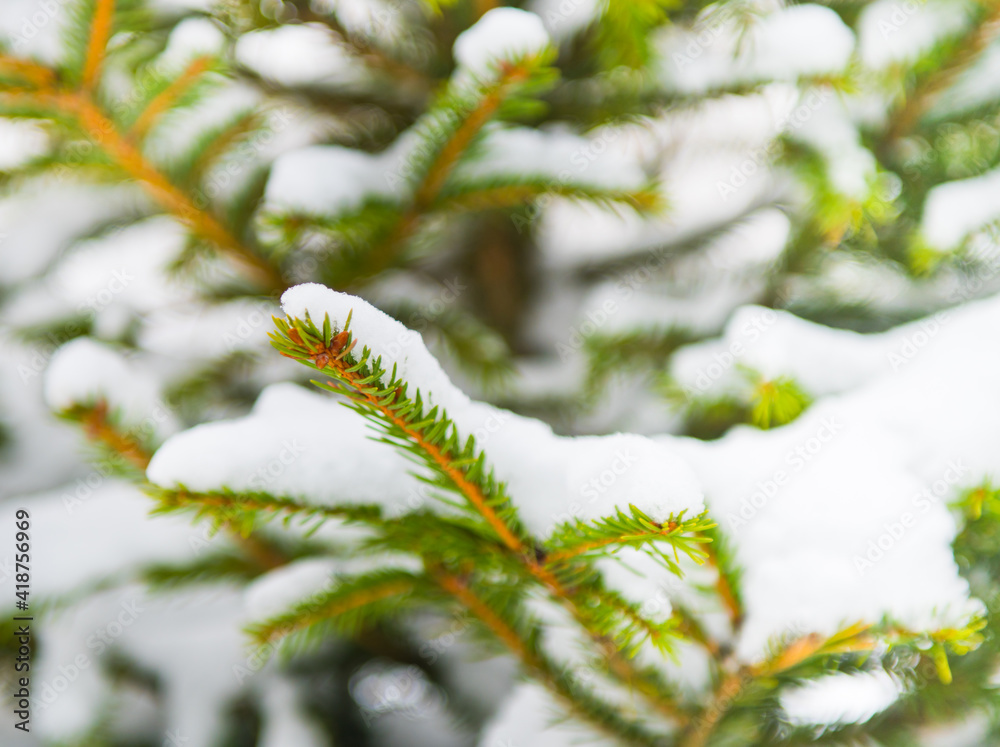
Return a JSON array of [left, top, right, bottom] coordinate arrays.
[[4, 216, 196, 338], [666, 296, 1000, 659], [452, 125, 647, 191], [44, 338, 174, 435], [453, 8, 552, 76], [858, 0, 971, 70], [245, 557, 340, 621], [669, 305, 888, 399], [33, 586, 262, 747], [148, 288, 705, 536], [0, 120, 48, 170], [921, 168, 1000, 249], [781, 670, 900, 725], [0, 481, 211, 600], [264, 145, 404, 216], [259, 676, 328, 747], [529, 0, 602, 40], [158, 16, 225, 72], [659, 5, 855, 93], [236, 24, 368, 89], [0, 183, 143, 286], [146, 381, 424, 512]]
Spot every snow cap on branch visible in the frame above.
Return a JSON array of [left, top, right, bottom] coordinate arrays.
[[44, 337, 176, 436], [453, 8, 551, 75], [147, 283, 707, 537]]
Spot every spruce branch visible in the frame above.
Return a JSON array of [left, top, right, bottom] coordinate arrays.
[[360, 57, 552, 281], [82, 0, 116, 91], [74, 399, 152, 473], [0, 42, 285, 291], [545, 507, 714, 573], [148, 486, 383, 534], [72, 94, 284, 288], [415, 65, 533, 206], [703, 526, 744, 631], [0, 55, 58, 89], [57, 399, 292, 572], [129, 55, 214, 139], [248, 568, 421, 648], [431, 569, 670, 747], [272, 309, 708, 724], [270, 313, 531, 553], [434, 178, 663, 214], [680, 623, 877, 747], [883, 2, 1000, 146]]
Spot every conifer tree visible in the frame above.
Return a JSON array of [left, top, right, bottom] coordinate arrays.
[[2, 0, 1000, 745]]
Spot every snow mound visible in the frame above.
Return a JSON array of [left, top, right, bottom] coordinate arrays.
[[453, 8, 551, 75], [148, 286, 705, 537]]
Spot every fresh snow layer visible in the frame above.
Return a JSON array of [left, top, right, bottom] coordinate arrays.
[[0, 481, 211, 600], [668, 297, 1000, 659], [921, 168, 1000, 249], [659, 5, 855, 93], [236, 24, 368, 89], [33, 586, 260, 747], [264, 145, 403, 216], [669, 305, 889, 398], [858, 0, 972, 70], [149, 286, 705, 537], [147, 381, 425, 511], [44, 338, 175, 434], [781, 670, 901, 725], [265, 120, 647, 221], [529, 0, 602, 40], [453, 8, 551, 75], [452, 125, 647, 191], [4, 216, 196, 337], [245, 557, 341, 621], [158, 16, 225, 72]]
